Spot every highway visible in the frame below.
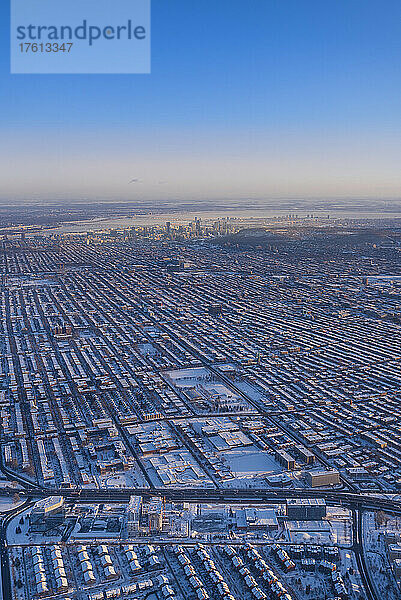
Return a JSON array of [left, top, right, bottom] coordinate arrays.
[[3, 483, 398, 514], [0, 498, 33, 600], [0, 483, 392, 600], [0, 291, 397, 600], [1, 465, 399, 600], [353, 509, 378, 600]]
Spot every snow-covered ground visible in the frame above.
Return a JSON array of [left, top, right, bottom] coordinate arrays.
[[222, 446, 281, 475], [362, 511, 400, 600], [0, 497, 25, 513]]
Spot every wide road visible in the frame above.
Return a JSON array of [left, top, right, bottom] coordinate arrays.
[[0, 499, 33, 600], [1, 483, 397, 600], [10, 484, 399, 514], [353, 508, 378, 600]]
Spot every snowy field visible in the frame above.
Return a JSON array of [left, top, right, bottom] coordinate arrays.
[[165, 367, 210, 387], [222, 447, 281, 476], [99, 467, 149, 488]]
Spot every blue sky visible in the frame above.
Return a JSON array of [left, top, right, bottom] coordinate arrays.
[[1, 0, 401, 202]]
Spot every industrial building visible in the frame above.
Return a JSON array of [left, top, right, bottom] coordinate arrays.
[[306, 470, 340, 488], [286, 499, 327, 521]]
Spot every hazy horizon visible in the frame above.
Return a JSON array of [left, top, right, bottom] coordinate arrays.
[[2, 1, 401, 205]]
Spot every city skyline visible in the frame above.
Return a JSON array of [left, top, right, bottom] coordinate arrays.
[[2, 4, 401, 600]]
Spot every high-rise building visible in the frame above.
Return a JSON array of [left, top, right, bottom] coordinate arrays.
[[148, 499, 163, 532], [127, 496, 142, 533]]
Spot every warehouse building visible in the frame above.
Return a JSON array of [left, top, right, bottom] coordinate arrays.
[[306, 469, 340, 488]]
